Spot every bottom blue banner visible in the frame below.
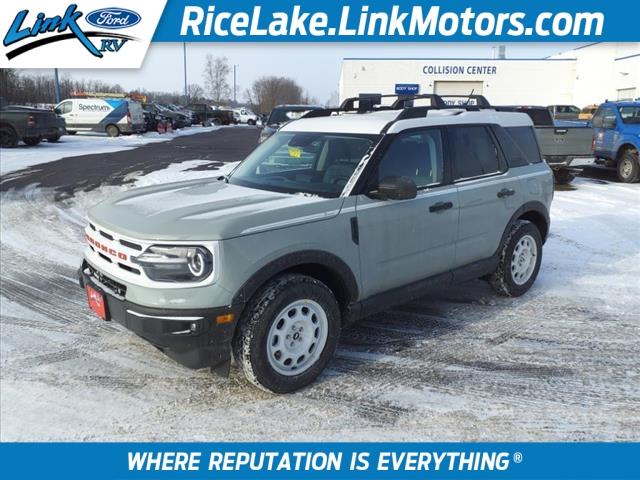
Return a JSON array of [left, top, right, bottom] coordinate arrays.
[[0, 443, 638, 479]]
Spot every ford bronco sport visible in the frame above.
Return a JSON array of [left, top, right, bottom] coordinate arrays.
[[79, 93, 553, 393]]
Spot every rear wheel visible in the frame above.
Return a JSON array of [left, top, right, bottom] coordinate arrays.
[[23, 137, 41, 146], [0, 125, 18, 147], [66, 130, 77, 135], [247, 119, 256, 126], [47, 135, 61, 143], [212, 118, 221, 126], [233, 274, 341, 393], [553, 169, 575, 185], [489, 220, 543, 297], [617, 150, 639, 183], [105, 124, 120, 137]]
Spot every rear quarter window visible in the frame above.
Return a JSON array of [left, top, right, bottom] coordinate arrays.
[[505, 126, 543, 164]]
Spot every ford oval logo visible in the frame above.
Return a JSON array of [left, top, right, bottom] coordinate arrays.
[[85, 8, 141, 29]]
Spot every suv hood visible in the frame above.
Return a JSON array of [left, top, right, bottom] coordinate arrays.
[[88, 178, 344, 241]]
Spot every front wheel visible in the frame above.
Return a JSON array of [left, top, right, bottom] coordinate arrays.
[[617, 150, 640, 183], [233, 274, 341, 393], [247, 119, 256, 126], [489, 220, 543, 297]]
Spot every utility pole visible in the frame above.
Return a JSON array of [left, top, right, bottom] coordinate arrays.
[[233, 64, 237, 104], [53, 68, 61, 103], [183, 42, 188, 101]]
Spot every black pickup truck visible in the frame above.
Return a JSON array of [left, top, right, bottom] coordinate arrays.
[[185, 103, 234, 126], [0, 97, 65, 147]]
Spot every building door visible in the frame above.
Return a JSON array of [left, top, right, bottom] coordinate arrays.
[[434, 81, 484, 105]]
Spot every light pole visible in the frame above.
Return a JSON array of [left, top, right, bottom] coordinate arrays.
[[233, 64, 238, 105], [53, 68, 61, 103], [183, 42, 188, 101]]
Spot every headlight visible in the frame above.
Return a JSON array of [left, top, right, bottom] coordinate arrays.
[[133, 245, 213, 282]]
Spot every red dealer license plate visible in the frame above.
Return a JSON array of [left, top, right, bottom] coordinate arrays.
[[86, 285, 108, 320]]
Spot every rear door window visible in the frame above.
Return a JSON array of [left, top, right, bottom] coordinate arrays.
[[449, 126, 504, 180]]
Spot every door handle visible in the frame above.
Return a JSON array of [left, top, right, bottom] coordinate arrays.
[[429, 201, 453, 213], [497, 188, 516, 198]]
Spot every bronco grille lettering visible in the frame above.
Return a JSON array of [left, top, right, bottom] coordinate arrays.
[[86, 233, 128, 261]]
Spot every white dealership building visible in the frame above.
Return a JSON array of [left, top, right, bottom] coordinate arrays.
[[339, 42, 640, 107]]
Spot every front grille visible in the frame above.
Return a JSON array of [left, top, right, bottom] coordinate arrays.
[[87, 263, 127, 297], [119, 238, 142, 251], [99, 230, 114, 240]]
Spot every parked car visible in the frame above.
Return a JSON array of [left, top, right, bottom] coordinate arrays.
[[79, 94, 553, 393], [578, 104, 598, 121], [219, 109, 238, 125], [548, 104, 581, 120], [185, 103, 216, 125], [0, 97, 65, 147], [496, 105, 593, 184], [159, 104, 192, 127], [153, 104, 189, 129], [55, 97, 144, 137], [234, 107, 259, 125], [259, 104, 323, 143], [592, 101, 640, 183]]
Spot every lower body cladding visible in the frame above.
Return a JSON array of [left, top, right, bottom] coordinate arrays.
[[78, 261, 243, 375]]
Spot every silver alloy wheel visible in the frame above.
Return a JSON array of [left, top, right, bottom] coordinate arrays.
[[266, 299, 328, 376], [620, 158, 633, 178], [511, 234, 538, 285]]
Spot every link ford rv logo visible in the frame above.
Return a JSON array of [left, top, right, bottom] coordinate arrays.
[[86, 8, 141, 29], [2, 4, 140, 60]]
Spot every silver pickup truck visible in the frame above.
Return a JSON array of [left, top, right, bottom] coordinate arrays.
[[496, 106, 593, 184]]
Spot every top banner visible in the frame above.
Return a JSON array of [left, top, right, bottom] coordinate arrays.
[[157, 0, 630, 42], [0, 0, 638, 68]]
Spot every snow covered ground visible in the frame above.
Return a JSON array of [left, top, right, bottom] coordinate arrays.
[[0, 126, 222, 175], [0, 147, 638, 441]]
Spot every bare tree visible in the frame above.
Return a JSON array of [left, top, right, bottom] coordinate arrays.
[[202, 54, 231, 104], [186, 83, 205, 102], [246, 76, 311, 114]]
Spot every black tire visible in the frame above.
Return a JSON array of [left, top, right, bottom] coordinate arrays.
[[23, 137, 41, 146], [553, 169, 575, 185], [616, 150, 640, 183], [105, 124, 120, 137], [66, 130, 77, 135], [489, 220, 543, 297], [247, 119, 256, 126], [47, 135, 61, 143], [212, 118, 221, 126], [0, 125, 18, 147], [232, 274, 341, 393]]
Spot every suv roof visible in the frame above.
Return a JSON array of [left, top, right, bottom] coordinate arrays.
[[281, 108, 533, 135]]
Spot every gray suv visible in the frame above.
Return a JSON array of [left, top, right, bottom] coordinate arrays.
[[79, 94, 553, 393]]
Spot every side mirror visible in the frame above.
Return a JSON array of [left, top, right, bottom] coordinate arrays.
[[368, 176, 417, 201], [603, 117, 617, 129], [54, 108, 61, 114]]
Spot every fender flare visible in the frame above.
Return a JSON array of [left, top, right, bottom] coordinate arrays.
[[496, 201, 550, 254], [232, 250, 359, 308]]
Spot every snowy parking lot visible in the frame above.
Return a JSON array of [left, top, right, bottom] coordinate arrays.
[[1, 128, 638, 441]]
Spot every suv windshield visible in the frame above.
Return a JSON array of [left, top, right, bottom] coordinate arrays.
[[267, 108, 314, 126], [229, 131, 379, 197], [619, 106, 640, 124]]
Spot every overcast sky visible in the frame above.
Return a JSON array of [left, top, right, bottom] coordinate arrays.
[[34, 42, 586, 104]]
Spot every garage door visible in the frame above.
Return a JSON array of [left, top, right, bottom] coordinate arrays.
[[434, 81, 484, 105]]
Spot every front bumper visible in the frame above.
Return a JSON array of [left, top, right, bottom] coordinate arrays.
[[78, 261, 242, 372]]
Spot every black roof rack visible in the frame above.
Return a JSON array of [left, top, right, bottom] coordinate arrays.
[[299, 92, 493, 121]]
